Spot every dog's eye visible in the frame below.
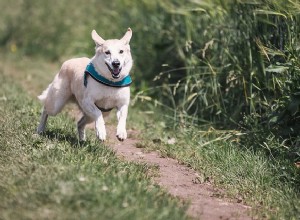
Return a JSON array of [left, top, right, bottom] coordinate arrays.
[[105, 51, 111, 55], [119, 50, 124, 54]]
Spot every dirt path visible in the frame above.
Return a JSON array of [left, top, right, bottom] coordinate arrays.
[[104, 125, 252, 220], [59, 105, 252, 219], [51, 106, 252, 219]]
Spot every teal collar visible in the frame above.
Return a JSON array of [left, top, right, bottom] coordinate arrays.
[[84, 62, 132, 87]]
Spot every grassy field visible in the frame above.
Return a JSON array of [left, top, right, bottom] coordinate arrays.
[[1, 0, 300, 219], [1, 52, 299, 219], [0, 55, 189, 220]]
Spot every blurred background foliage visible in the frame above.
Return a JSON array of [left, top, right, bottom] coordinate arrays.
[[0, 0, 299, 161]]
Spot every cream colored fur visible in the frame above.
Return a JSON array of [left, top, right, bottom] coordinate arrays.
[[37, 28, 133, 142]]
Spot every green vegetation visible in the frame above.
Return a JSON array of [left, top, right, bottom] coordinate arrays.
[[1, 0, 300, 219], [138, 124, 300, 219], [0, 73, 188, 220]]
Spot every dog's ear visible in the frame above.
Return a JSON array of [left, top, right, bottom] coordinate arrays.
[[92, 30, 105, 47], [121, 28, 132, 45]]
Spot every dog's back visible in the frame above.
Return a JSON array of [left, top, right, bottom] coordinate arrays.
[[38, 57, 90, 115]]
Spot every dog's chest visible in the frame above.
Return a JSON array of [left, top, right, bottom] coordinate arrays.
[[89, 85, 130, 109]]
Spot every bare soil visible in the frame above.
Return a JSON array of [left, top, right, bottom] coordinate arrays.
[[110, 130, 251, 220], [80, 116, 252, 220]]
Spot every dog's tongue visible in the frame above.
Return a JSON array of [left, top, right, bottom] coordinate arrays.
[[113, 68, 120, 75]]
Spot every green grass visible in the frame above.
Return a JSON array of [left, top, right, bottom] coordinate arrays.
[[1, 0, 300, 217], [0, 72, 189, 219], [2, 53, 298, 219], [135, 120, 300, 219]]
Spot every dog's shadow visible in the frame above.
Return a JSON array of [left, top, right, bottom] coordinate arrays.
[[42, 128, 85, 148], [41, 129, 110, 157]]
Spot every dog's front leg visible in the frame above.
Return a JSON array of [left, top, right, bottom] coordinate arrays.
[[95, 115, 106, 141], [116, 105, 128, 141], [81, 100, 107, 141]]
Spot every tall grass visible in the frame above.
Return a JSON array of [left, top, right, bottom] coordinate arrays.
[[1, 0, 300, 218], [2, 0, 298, 166], [139, 0, 300, 162], [150, 0, 300, 125]]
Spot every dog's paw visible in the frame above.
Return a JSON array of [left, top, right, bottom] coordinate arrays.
[[116, 129, 127, 141], [96, 129, 106, 142], [36, 125, 45, 135], [95, 120, 106, 142], [78, 130, 86, 142]]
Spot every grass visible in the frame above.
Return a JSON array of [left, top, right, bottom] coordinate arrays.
[[0, 57, 189, 220], [1, 0, 300, 218], [0, 54, 300, 219], [135, 118, 300, 219]]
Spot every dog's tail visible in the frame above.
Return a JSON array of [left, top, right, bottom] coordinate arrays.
[[38, 83, 52, 104]]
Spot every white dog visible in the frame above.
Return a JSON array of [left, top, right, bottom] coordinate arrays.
[[37, 28, 133, 142]]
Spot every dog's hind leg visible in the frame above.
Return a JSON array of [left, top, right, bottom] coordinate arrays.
[[77, 115, 93, 141], [37, 107, 48, 134], [43, 79, 72, 116], [37, 72, 72, 134]]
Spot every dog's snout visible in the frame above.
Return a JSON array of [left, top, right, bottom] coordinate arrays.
[[112, 60, 121, 68]]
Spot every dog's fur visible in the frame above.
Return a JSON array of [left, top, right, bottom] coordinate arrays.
[[37, 28, 133, 141]]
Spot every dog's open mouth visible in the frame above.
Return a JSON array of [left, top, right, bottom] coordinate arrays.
[[105, 63, 122, 79]]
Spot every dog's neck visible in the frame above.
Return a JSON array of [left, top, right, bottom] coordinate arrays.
[[84, 62, 132, 88]]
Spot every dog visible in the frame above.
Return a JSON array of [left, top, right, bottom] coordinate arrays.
[[37, 28, 133, 142]]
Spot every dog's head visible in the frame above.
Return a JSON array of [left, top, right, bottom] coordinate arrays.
[[91, 28, 133, 81]]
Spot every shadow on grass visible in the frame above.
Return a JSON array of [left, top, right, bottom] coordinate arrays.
[[41, 128, 108, 154], [42, 128, 84, 148]]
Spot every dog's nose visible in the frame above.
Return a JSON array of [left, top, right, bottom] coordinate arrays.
[[112, 60, 120, 68]]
